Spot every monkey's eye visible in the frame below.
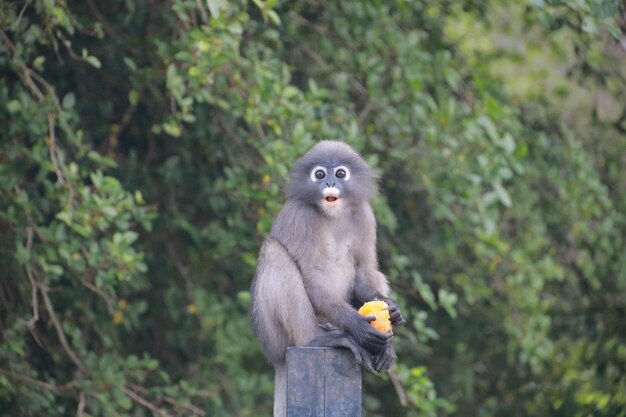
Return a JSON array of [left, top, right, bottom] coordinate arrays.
[[310, 166, 327, 182], [334, 166, 350, 181]]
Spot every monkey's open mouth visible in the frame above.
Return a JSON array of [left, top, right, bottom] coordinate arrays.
[[322, 187, 341, 205]]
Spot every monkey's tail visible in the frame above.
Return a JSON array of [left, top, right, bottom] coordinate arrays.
[[273, 363, 287, 417]]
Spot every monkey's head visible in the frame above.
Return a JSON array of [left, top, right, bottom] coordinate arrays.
[[287, 140, 378, 217]]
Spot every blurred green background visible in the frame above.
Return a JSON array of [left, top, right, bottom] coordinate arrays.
[[1, 0, 625, 416]]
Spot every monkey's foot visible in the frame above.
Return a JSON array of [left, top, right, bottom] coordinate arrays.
[[307, 324, 374, 371], [372, 344, 396, 372]]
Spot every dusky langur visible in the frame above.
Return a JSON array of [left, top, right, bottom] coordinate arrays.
[[250, 140, 405, 417]]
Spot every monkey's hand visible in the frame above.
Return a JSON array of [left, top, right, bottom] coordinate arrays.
[[382, 298, 406, 326], [348, 313, 393, 354], [373, 344, 396, 372]]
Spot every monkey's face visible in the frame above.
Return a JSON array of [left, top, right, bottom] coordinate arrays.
[[286, 141, 378, 213], [309, 164, 351, 217]]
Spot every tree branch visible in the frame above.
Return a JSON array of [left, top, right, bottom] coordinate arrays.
[[162, 395, 206, 416], [47, 114, 66, 184], [129, 383, 205, 416], [123, 386, 171, 417], [388, 369, 412, 407], [77, 391, 86, 417], [23, 226, 44, 347], [0, 369, 76, 393], [194, 0, 209, 24], [13, 0, 32, 30], [40, 285, 85, 371]]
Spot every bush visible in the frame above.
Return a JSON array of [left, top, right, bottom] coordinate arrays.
[[1, 1, 624, 416]]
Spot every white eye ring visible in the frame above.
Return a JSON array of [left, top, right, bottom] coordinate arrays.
[[310, 166, 327, 182], [334, 165, 350, 181]]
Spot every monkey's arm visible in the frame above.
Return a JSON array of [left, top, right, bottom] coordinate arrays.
[[352, 206, 406, 326], [302, 271, 392, 354], [350, 271, 401, 371]]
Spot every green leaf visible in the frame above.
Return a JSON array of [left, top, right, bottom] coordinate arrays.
[[15, 244, 31, 264], [478, 116, 499, 143], [128, 90, 139, 105], [493, 181, 512, 207], [134, 191, 145, 204], [600, 21, 622, 39], [438, 289, 458, 319], [117, 392, 132, 410], [101, 206, 118, 218], [124, 231, 139, 244], [207, 0, 228, 18], [33, 56, 46, 70], [500, 133, 515, 155], [162, 121, 182, 137], [283, 86, 299, 99], [43, 263, 64, 276], [0, 375, 11, 389], [85, 55, 102, 69], [136, 262, 148, 273], [581, 15, 597, 33], [267, 10, 281, 25], [88, 151, 118, 168], [144, 358, 159, 370], [123, 57, 137, 71], [6, 100, 21, 113], [62, 92, 76, 109]]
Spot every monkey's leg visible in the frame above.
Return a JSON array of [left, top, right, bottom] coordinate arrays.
[[253, 239, 321, 417], [307, 324, 374, 371], [253, 239, 319, 362]]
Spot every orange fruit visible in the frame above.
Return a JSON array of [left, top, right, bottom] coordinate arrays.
[[358, 300, 392, 333]]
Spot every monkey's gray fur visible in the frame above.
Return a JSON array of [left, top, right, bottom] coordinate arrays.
[[250, 140, 404, 417]]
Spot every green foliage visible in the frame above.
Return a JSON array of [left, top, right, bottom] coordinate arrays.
[[1, 0, 625, 416]]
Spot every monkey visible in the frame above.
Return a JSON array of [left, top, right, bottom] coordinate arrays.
[[250, 140, 405, 417]]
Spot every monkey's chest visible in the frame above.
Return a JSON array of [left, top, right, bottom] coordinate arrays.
[[319, 234, 356, 298]]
